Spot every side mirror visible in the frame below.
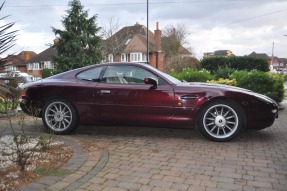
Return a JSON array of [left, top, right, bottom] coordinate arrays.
[[144, 77, 157, 89]]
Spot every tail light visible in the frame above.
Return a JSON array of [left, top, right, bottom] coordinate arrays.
[[21, 88, 27, 98]]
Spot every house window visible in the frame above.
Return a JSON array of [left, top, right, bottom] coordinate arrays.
[[34, 63, 40, 70], [130, 52, 147, 62], [27, 63, 33, 70], [44, 61, 54, 69], [142, 53, 147, 62], [121, 53, 126, 62], [5, 66, 18, 71], [108, 54, 113, 62]]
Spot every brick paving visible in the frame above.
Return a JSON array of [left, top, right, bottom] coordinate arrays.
[[3, 91, 287, 190]]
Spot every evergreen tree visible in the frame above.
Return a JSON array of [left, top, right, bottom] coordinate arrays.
[[52, 0, 102, 73]]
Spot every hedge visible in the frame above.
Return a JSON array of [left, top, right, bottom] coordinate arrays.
[[200, 56, 270, 73]]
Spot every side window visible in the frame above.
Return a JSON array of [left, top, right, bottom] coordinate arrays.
[[102, 65, 166, 85], [76, 67, 102, 81], [102, 66, 128, 84]]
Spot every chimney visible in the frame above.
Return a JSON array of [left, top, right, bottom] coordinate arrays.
[[24, 51, 30, 61], [154, 22, 162, 52], [172, 28, 176, 40]]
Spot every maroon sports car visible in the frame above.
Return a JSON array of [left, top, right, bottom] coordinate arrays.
[[20, 62, 278, 141]]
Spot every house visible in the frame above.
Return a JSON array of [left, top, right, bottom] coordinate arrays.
[[0, 51, 37, 72], [248, 51, 272, 65], [25, 47, 57, 80], [203, 50, 234, 58], [101, 22, 192, 71], [280, 58, 287, 68], [271, 57, 287, 69], [248, 52, 287, 69]]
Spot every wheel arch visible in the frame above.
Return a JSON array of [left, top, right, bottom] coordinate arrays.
[[41, 96, 80, 120], [196, 96, 247, 129]]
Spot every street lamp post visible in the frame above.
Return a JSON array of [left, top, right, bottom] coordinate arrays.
[[146, 0, 149, 64]]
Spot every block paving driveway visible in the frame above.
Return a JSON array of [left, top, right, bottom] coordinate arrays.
[[6, 100, 287, 191], [68, 102, 287, 191]]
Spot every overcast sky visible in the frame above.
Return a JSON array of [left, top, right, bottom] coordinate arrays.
[[1, 0, 287, 59]]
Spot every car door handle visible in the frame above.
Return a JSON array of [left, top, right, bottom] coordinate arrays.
[[100, 90, 110, 94]]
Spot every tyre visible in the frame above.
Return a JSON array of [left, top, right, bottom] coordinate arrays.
[[42, 99, 79, 134], [197, 100, 245, 141]]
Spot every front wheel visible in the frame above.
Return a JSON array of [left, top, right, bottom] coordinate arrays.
[[197, 100, 245, 141], [42, 99, 79, 134]]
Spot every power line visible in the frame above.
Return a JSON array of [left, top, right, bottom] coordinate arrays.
[[226, 8, 287, 25], [3, 0, 269, 8]]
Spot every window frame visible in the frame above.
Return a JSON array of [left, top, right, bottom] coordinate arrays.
[[76, 66, 103, 82], [130, 52, 147, 62]]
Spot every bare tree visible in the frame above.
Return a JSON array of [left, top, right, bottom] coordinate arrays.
[[162, 23, 192, 57], [101, 17, 123, 61], [162, 23, 199, 72], [163, 23, 190, 46], [101, 17, 134, 62]]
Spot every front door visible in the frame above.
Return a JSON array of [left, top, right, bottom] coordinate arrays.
[[94, 65, 175, 127]]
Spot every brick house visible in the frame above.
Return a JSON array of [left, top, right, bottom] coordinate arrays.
[[203, 50, 234, 58], [25, 47, 57, 80], [101, 22, 191, 71], [271, 57, 287, 69], [248, 51, 271, 64], [0, 51, 37, 72], [248, 52, 287, 69]]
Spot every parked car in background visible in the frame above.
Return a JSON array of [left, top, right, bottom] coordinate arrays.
[[20, 62, 278, 141], [276, 68, 284, 74], [1, 71, 33, 88]]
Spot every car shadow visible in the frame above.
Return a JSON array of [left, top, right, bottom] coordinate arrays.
[[69, 124, 280, 143], [72, 125, 202, 140]]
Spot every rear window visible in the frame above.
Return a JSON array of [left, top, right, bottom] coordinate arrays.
[[76, 67, 103, 81]]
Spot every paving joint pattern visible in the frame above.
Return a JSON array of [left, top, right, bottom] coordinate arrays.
[[17, 136, 108, 191]]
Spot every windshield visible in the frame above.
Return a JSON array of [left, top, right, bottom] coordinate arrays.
[[144, 64, 181, 84]]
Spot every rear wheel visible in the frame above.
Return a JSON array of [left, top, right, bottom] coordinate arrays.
[[197, 100, 245, 141], [42, 99, 78, 134]]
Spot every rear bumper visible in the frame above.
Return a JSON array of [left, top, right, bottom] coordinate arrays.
[[20, 99, 42, 117]]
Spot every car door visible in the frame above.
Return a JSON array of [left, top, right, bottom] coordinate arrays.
[[75, 66, 104, 124], [94, 65, 175, 127]]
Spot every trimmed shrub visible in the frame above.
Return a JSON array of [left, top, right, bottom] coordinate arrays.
[[170, 66, 285, 102], [207, 78, 237, 86], [42, 68, 54, 79], [170, 68, 212, 82], [232, 70, 285, 102], [212, 67, 235, 80], [165, 56, 200, 73]]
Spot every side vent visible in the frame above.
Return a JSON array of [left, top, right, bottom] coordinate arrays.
[[180, 95, 197, 100]]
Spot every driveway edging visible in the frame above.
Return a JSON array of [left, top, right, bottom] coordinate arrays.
[[16, 136, 108, 191]]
